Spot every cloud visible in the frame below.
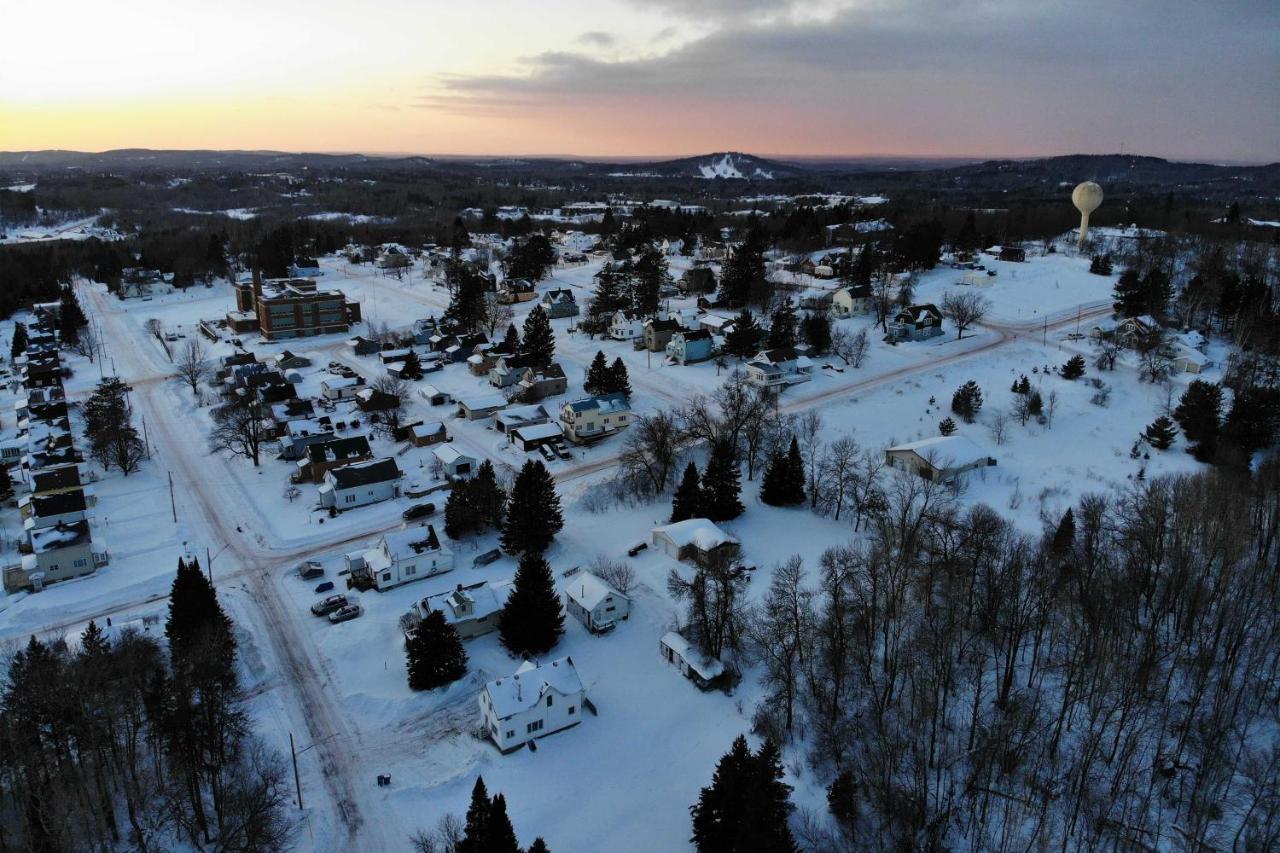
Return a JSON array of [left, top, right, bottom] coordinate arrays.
[[575, 31, 617, 48], [416, 0, 1280, 160]]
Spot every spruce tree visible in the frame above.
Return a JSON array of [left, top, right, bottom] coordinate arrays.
[[470, 460, 507, 532], [766, 301, 798, 349], [748, 739, 799, 853], [1173, 380, 1223, 460], [165, 557, 234, 679], [827, 769, 857, 835], [483, 794, 522, 853], [607, 357, 631, 399], [782, 437, 806, 504], [80, 619, 111, 657], [759, 449, 790, 506], [1113, 269, 1144, 317], [951, 380, 983, 423], [10, 322, 27, 358], [671, 462, 703, 522], [58, 288, 88, 343], [1144, 415, 1177, 450], [499, 551, 565, 657], [519, 305, 556, 369], [444, 485, 478, 539], [406, 610, 468, 691], [400, 349, 424, 380], [501, 460, 563, 554], [691, 735, 797, 853], [502, 323, 521, 355], [723, 309, 760, 360], [701, 439, 744, 521], [0, 463, 11, 499], [584, 351, 610, 395], [527, 839, 551, 853], [801, 312, 831, 354], [1051, 507, 1075, 555], [458, 777, 492, 853], [938, 417, 957, 436], [1061, 354, 1086, 380]]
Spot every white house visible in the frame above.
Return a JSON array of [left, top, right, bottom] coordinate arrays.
[[457, 393, 508, 421], [479, 657, 587, 753], [560, 394, 632, 443], [660, 631, 727, 690], [355, 525, 453, 591], [412, 580, 511, 639], [4, 520, 109, 593], [321, 375, 365, 400], [885, 435, 994, 482], [609, 311, 644, 341], [432, 443, 477, 479], [318, 457, 402, 510], [651, 518, 740, 568], [832, 284, 871, 317], [745, 347, 814, 388], [564, 572, 630, 633]]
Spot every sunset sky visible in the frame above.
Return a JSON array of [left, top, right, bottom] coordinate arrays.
[[2, 0, 1277, 161]]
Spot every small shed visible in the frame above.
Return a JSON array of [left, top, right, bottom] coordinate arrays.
[[659, 632, 727, 690], [564, 572, 629, 633]]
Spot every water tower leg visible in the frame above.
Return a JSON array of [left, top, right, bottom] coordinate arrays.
[[1077, 212, 1091, 252]]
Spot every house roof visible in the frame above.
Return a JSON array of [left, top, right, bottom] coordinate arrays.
[[646, 318, 681, 333], [29, 490, 87, 517], [525, 363, 566, 381], [484, 656, 584, 720], [895, 303, 942, 323], [495, 404, 549, 428], [565, 572, 628, 611], [322, 376, 361, 390], [327, 457, 401, 489], [423, 580, 511, 626], [306, 435, 372, 464], [380, 525, 444, 561], [674, 329, 713, 343], [512, 422, 563, 442], [887, 434, 986, 464], [31, 464, 82, 493], [411, 421, 445, 438], [459, 393, 508, 411], [652, 518, 738, 551], [30, 519, 92, 553], [542, 289, 576, 304], [432, 443, 474, 466], [661, 631, 725, 681], [565, 393, 630, 415]]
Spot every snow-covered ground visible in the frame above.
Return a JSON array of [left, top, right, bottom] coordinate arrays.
[[0, 243, 1217, 850]]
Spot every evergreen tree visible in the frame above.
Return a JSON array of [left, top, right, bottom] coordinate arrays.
[[1144, 415, 1178, 450], [1088, 254, 1113, 275], [519, 305, 556, 369], [1113, 269, 1145, 317], [502, 323, 521, 355], [782, 437, 806, 504], [766, 301, 798, 349], [586, 266, 628, 335], [399, 349, 424, 381], [827, 769, 857, 835], [671, 462, 703, 522], [499, 551, 565, 658], [718, 226, 768, 308], [444, 484, 479, 539], [58, 288, 87, 344], [406, 610, 468, 690], [951, 380, 983, 423], [484, 794, 522, 853], [10, 321, 27, 358], [691, 735, 797, 853], [527, 838, 551, 853], [607, 357, 631, 399], [443, 261, 489, 333], [1061, 354, 1086, 380], [701, 439, 744, 522], [631, 246, 669, 317], [470, 460, 507, 531], [458, 778, 492, 853], [1051, 507, 1075, 555], [1222, 386, 1280, 459], [80, 619, 110, 658], [1173, 380, 1223, 461], [1141, 268, 1172, 317], [1027, 391, 1044, 419], [584, 350, 610, 395], [723, 309, 761, 360], [165, 557, 235, 681], [501, 460, 563, 554], [0, 462, 11, 499], [759, 449, 790, 506], [938, 417, 957, 436], [800, 312, 831, 354]]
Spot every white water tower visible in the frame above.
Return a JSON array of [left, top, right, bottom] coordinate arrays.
[[1072, 181, 1103, 251]]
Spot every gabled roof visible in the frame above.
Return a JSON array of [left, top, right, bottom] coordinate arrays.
[[30, 464, 82, 493], [887, 434, 986, 464], [380, 524, 444, 560], [652, 518, 738, 550], [305, 435, 372, 464], [483, 656, 584, 720], [28, 490, 87, 517], [895, 303, 942, 323], [432, 443, 474, 466], [327, 457, 401, 489], [565, 572, 628, 611], [661, 631, 725, 681], [565, 393, 630, 415], [673, 329, 713, 343], [542, 288, 576, 304]]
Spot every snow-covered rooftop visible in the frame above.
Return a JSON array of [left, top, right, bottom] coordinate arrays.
[[483, 656, 584, 720], [652, 518, 738, 551]]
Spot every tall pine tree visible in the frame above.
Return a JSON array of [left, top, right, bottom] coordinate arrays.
[[501, 460, 563, 554], [520, 305, 556, 369], [608, 357, 631, 399], [701, 439, 744, 521], [499, 551, 565, 658], [691, 735, 797, 853], [406, 610, 468, 690], [584, 350, 611, 395], [671, 462, 703, 522], [723, 309, 761, 360]]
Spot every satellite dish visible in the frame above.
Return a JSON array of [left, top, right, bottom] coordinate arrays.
[[1072, 182, 1103, 250]]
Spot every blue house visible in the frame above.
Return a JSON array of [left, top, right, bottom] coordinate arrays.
[[666, 329, 715, 365]]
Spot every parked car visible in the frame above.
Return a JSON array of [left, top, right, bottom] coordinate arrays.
[[627, 542, 649, 557], [310, 594, 348, 616], [315, 581, 335, 594], [401, 502, 436, 521], [328, 604, 363, 624], [473, 548, 502, 567]]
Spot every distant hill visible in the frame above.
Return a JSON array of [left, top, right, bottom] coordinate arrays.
[[630, 152, 807, 180]]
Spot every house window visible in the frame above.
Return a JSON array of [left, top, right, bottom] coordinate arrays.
[[74, 558, 87, 568], [506, 730, 515, 740], [405, 565, 416, 576], [344, 494, 356, 504], [381, 572, 391, 582], [546, 695, 553, 708], [526, 719, 544, 734], [568, 706, 575, 715]]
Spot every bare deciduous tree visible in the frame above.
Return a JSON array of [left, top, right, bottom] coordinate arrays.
[[210, 395, 266, 466], [175, 338, 209, 400], [619, 411, 683, 495], [830, 327, 869, 368], [590, 555, 637, 596], [941, 291, 991, 340]]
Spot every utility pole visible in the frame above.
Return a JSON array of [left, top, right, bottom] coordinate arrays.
[[141, 416, 151, 459], [290, 732, 303, 810], [168, 471, 177, 523], [1043, 317, 1048, 347]]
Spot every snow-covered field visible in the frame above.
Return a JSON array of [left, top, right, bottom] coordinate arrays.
[[0, 245, 1219, 850]]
